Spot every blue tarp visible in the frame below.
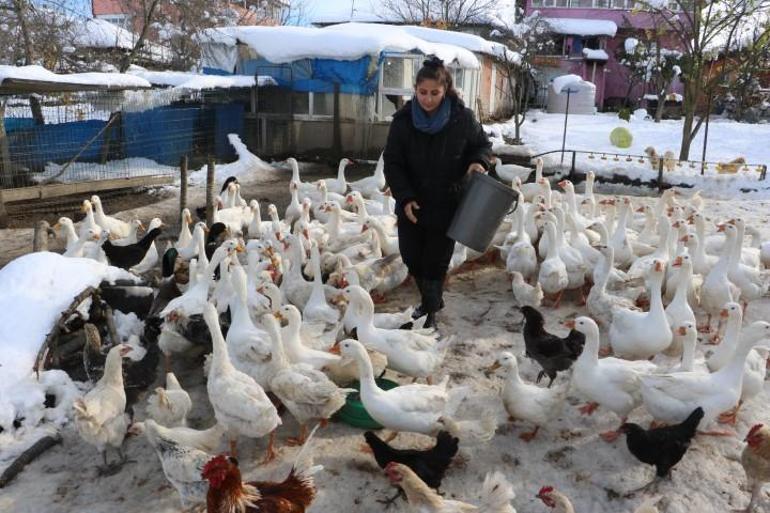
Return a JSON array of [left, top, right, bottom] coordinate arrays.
[[4, 118, 36, 132], [232, 55, 381, 95], [123, 105, 198, 166], [8, 120, 107, 171], [214, 103, 245, 160]]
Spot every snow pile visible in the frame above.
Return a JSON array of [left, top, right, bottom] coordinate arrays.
[[0, 65, 151, 90], [485, 111, 770, 199], [582, 48, 609, 61], [552, 74, 593, 94], [200, 22, 480, 69], [644, 93, 683, 102], [0, 253, 135, 466], [188, 134, 281, 185], [398, 25, 520, 63], [127, 67, 276, 89], [543, 18, 617, 37], [624, 37, 639, 53], [34, 158, 177, 184]]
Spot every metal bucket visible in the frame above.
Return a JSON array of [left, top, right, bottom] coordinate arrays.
[[447, 172, 519, 253]]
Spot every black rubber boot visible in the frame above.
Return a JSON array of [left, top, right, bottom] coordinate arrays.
[[420, 279, 445, 330], [411, 277, 426, 319]]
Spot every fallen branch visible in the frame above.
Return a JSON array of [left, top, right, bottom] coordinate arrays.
[[0, 433, 62, 488]]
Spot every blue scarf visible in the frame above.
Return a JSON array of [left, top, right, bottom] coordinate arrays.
[[411, 96, 451, 135]]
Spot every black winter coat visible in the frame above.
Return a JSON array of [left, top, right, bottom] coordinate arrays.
[[383, 97, 492, 231]]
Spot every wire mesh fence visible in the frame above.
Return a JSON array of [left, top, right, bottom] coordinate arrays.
[[0, 87, 252, 192]]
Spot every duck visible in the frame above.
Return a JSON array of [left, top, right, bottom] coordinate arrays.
[[146, 372, 192, 428], [91, 195, 131, 238], [177, 222, 205, 261], [278, 304, 342, 371], [110, 219, 143, 246], [609, 198, 637, 269], [302, 241, 340, 326], [511, 271, 543, 307], [362, 217, 399, 256], [707, 303, 746, 371], [505, 203, 538, 281], [53, 217, 81, 255], [175, 209, 193, 248], [287, 157, 317, 197], [664, 255, 697, 355], [131, 217, 163, 274], [701, 225, 741, 333], [557, 179, 597, 239], [640, 321, 770, 430], [78, 199, 103, 239], [341, 285, 451, 380], [537, 221, 569, 308], [567, 317, 655, 442], [487, 351, 568, 441], [72, 343, 133, 472], [552, 208, 587, 293], [349, 152, 385, 197], [202, 302, 281, 461], [609, 259, 672, 359], [728, 218, 761, 268], [669, 322, 707, 373], [62, 227, 100, 258], [99, 226, 163, 270], [261, 314, 354, 445]]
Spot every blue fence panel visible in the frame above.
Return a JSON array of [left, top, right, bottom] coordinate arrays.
[[214, 103, 245, 160], [4, 118, 36, 132], [8, 119, 108, 171], [123, 105, 198, 166]]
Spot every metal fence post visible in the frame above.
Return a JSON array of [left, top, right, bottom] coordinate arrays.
[[206, 157, 215, 226], [657, 158, 665, 193], [570, 151, 576, 180], [179, 155, 188, 215]]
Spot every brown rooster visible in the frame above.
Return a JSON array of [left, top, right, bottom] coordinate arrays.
[[739, 423, 770, 512], [202, 426, 322, 513]]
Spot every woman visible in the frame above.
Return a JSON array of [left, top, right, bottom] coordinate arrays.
[[383, 56, 492, 329]]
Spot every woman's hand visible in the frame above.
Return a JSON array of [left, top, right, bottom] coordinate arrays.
[[467, 162, 486, 174], [404, 201, 420, 224]]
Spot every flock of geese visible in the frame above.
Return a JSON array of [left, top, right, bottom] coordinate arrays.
[[51, 154, 770, 512]]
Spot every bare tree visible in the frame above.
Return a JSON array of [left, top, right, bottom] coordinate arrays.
[[491, 12, 553, 143], [719, 22, 770, 121], [381, 0, 498, 28], [636, 0, 770, 160]]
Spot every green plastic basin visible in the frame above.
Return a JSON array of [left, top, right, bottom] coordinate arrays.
[[335, 378, 399, 429]]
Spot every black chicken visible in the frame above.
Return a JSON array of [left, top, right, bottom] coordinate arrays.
[[520, 306, 585, 386], [364, 430, 458, 506], [101, 227, 163, 270], [620, 406, 704, 489], [205, 222, 230, 260]]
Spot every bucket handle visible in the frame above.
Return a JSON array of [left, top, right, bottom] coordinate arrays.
[[507, 191, 520, 216]]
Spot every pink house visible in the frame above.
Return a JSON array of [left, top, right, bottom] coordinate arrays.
[[524, 0, 685, 109]]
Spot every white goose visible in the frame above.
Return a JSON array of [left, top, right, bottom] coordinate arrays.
[[131, 217, 163, 274], [91, 195, 131, 238], [627, 217, 670, 281], [63, 227, 100, 258], [537, 221, 569, 308], [349, 153, 386, 197], [519, 158, 544, 201], [725, 223, 767, 304], [285, 181, 303, 228], [586, 246, 638, 328], [54, 217, 80, 255], [303, 241, 340, 326], [609, 259, 672, 359], [278, 304, 342, 371], [640, 321, 770, 429], [342, 285, 451, 380], [493, 157, 533, 183], [664, 254, 697, 355], [78, 199, 102, 239], [287, 157, 316, 197], [487, 351, 567, 441], [701, 225, 741, 333], [111, 219, 143, 246], [568, 317, 655, 442], [505, 203, 538, 281], [261, 314, 353, 445], [202, 302, 281, 461], [322, 157, 352, 195]]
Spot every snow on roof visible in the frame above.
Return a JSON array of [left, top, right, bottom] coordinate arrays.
[[582, 48, 609, 61], [0, 253, 136, 397], [73, 18, 171, 63], [543, 18, 617, 37], [200, 22, 480, 68], [552, 74, 595, 94], [396, 25, 520, 63], [0, 65, 151, 90], [126, 67, 276, 89]]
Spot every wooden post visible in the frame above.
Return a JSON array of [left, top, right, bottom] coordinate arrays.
[[179, 155, 188, 214], [569, 151, 576, 181], [0, 191, 8, 229], [206, 157, 215, 226], [657, 158, 665, 193]]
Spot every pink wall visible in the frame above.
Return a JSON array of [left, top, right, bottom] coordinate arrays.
[[526, 1, 686, 108]]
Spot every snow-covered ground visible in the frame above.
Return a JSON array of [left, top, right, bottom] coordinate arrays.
[[486, 111, 770, 199]]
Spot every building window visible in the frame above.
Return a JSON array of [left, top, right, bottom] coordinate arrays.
[[531, 0, 682, 7], [312, 92, 333, 116]]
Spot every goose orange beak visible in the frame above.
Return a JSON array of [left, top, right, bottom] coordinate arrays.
[[563, 319, 576, 329], [677, 326, 687, 336], [654, 261, 664, 272], [679, 235, 689, 242], [672, 256, 683, 267], [717, 224, 726, 232], [328, 342, 341, 355], [720, 308, 729, 318]]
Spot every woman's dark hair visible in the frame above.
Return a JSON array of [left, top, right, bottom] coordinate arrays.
[[415, 56, 457, 98]]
